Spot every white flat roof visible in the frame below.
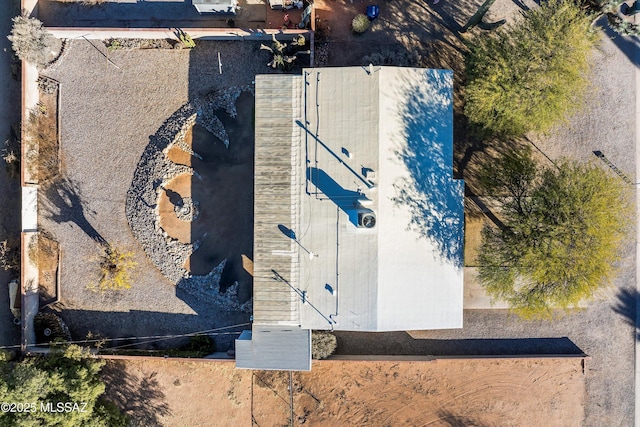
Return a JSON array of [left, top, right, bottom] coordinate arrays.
[[235, 326, 311, 371], [296, 67, 464, 331]]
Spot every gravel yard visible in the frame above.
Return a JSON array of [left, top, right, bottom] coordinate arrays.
[[39, 39, 288, 351]]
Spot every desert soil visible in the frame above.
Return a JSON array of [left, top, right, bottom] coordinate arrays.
[[104, 356, 585, 427], [102, 358, 251, 427]]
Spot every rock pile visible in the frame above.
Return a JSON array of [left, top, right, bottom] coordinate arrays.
[[125, 87, 253, 312]]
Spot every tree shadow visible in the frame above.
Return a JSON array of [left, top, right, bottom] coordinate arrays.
[[40, 176, 107, 246], [437, 409, 489, 427], [612, 288, 638, 340], [597, 15, 640, 67], [102, 359, 171, 426], [392, 70, 464, 269], [333, 331, 585, 356], [306, 167, 364, 227]]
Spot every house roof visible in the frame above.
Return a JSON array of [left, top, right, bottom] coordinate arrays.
[[296, 67, 464, 331], [238, 66, 463, 370]]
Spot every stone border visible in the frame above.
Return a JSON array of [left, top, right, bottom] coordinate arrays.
[[126, 86, 253, 312]]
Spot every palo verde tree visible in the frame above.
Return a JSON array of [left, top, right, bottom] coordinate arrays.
[[478, 148, 632, 318], [0, 345, 128, 427], [464, 0, 599, 138]]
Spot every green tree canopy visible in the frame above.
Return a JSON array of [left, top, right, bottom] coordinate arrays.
[[0, 345, 127, 427], [478, 149, 632, 318], [464, 0, 599, 138]]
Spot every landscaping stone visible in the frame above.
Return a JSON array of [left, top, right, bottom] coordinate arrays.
[[126, 87, 253, 312]]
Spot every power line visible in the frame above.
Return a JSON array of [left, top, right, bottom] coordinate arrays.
[[0, 323, 250, 351]]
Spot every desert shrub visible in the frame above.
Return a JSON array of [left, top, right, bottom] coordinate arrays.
[[291, 34, 306, 47], [352, 14, 370, 33], [1, 135, 20, 180], [260, 34, 308, 71], [105, 38, 174, 50], [311, 331, 337, 359], [8, 15, 58, 68], [95, 245, 137, 292], [27, 232, 58, 272], [580, 0, 640, 36], [34, 312, 72, 343], [38, 76, 58, 94], [0, 240, 19, 273], [182, 334, 216, 355], [24, 108, 59, 183], [362, 50, 420, 67]]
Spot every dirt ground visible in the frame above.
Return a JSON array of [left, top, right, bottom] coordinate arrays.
[[102, 358, 251, 427], [103, 356, 585, 426]]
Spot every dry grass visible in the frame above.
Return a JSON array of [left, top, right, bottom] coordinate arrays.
[[24, 105, 59, 184], [27, 232, 60, 304], [311, 331, 337, 359], [0, 239, 19, 273], [464, 214, 485, 267], [1, 142, 20, 180], [27, 232, 58, 271]]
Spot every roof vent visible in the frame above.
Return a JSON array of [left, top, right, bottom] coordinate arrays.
[[358, 212, 376, 228]]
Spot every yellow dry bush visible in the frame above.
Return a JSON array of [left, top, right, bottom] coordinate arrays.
[[95, 246, 137, 292]]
